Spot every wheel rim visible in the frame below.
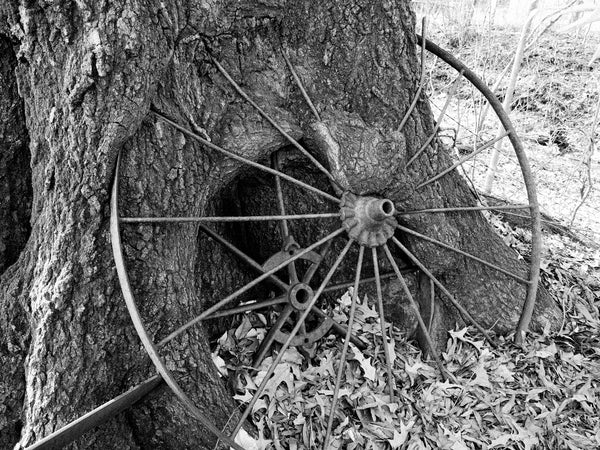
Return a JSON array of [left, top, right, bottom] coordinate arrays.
[[110, 33, 541, 448]]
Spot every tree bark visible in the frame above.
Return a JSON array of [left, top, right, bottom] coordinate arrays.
[[0, 1, 559, 449]]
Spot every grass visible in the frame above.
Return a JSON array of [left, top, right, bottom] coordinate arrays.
[[424, 24, 600, 243]]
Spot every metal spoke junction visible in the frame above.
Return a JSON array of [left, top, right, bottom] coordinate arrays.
[[158, 228, 345, 347], [230, 239, 354, 438]]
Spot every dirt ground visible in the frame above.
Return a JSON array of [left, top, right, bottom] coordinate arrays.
[[424, 26, 600, 246]]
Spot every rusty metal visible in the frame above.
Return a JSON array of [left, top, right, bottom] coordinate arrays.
[[324, 245, 365, 449], [158, 228, 346, 347], [274, 315, 334, 347], [253, 304, 295, 368], [120, 213, 339, 223], [261, 247, 320, 272], [272, 152, 291, 240], [398, 204, 532, 215], [204, 296, 288, 320], [340, 192, 397, 247], [150, 109, 340, 204], [197, 223, 289, 291], [406, 69, 464, 167], [287, 283, 314, 311], [416, 131, 510, 190], [398, 17, 427, 132], [271, 152, 302, 284], [302, 239, 332, 283], [199, 220, 360, 356], [322, 270, 412, 293], [86, 33, 543, 450], [427, 278, 435, 333], [110, 153, 245, 450], [230, 239, 354, 439], [395, 223, 530, 284], [309, 306, 366, 350], [258, 245, 335, 350], [383, 244, 449, 380], [25, 375, 163, 450], [416, 36, 541, 344], [282, 50, 322, 122], [371, 247, 395, 399], [391, 236, 496, 347]]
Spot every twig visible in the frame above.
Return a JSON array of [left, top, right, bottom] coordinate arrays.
[[483, 0, 539, 195], [570, 88, 599, 226]]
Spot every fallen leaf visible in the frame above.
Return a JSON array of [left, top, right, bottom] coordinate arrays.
[[350, 344, 377, 381]]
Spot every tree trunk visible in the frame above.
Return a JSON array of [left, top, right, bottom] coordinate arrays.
[[0, 1, 559, 449]]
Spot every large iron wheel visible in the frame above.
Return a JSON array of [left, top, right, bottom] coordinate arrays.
[[108, 34, 541, 449]]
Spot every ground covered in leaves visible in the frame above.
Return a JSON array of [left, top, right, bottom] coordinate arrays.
[[214, 223, 599, 449]]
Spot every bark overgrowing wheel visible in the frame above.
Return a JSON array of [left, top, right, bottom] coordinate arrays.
[[109, 34, 541, 449]]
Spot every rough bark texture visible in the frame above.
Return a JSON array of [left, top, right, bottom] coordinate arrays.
[[0, 35, 31, 273], [0, 1, 559, 449], [0, 31, 32, 446]]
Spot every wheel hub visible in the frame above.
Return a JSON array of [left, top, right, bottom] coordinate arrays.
[[261, 245, 333, 347], [288, 283, 313, 311], [340, 192, 398, 247]]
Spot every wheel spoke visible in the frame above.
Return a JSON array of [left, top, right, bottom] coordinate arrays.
[[252, 305, 295, 368], [204, 296, 287, 320], [395, 223, 530, 284], [398, 17, 427, 132], [310, 306, 366, 350], [427, 278, 435, 333], [271, 153, 300, 283], [405, 69, 464, 168], [197, 223, 288, 291], [391, 236, 496, 347], [158, 228, 345, 347], [151, 109, 339, 204], [120, 213, 340, 224], [382, 244, 450, 380], [429, 100, 480, 139], [371, 247, 395, 399], [302, 240, 333, 284], [230, 239, 354, 439], [299, 316, 307, 337], [397, 204, 532, 215], [209, 57, 342, 191], [322, 271, 400, 293], [272, 153, 291, 240], [324, 245, 365, 449], [282, 50, 321, 122], [416, 131, 510, 190]]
